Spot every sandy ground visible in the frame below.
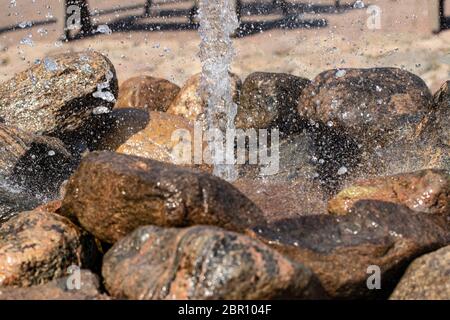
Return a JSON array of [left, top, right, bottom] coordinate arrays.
[[1, 0, 450, 93]]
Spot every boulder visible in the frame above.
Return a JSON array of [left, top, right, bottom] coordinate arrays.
[[0, 51, 118, 140], [166, 73, 241, 122], [328, 169, 450, 217], [390, 245, 450, 300], [298, 68, 433, 148], [236, 72, 309, 134], [253, 200, 450, 299], [103, 225, 326, 300], [61, 151, 265, 243], [116, 76, 180, 112], [0, 210, 97, 288]]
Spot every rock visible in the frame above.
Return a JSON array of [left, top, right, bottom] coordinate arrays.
[[166, 73, 241, 122], [116, 76, 180, 112], [114, 111, 207, 169], [82, 108, 150, 152], [0, 123, 73, 195], [61, 151, 265, 243], [298, 68, 433, 148], [103, 225, 326, 300], [253, 200, 450, 299], [430, 81, 450, 147], [0, 183, 40, 225], [238, 130, 318, 182], [234, 179, 327, 224], [0, 51, 118, 140], [236, 72, 309, 134], [390, 245, 450, 300], [0, 270, 108, 300], [0, 210, 97, 288], [328, 169, 450, 216]]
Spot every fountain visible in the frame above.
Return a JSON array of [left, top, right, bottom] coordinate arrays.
[[198, 0, 240, 181]]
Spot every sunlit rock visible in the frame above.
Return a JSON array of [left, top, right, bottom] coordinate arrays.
[[328, 169, 450, 217], [166, 73, 241, 122], [253, 200, 450, 299], [390, 245, 450, 300], [0, 51, 118, 141], [237, 72, 309, 135], [102, 225, 326, 299], [116, 76, 180, 112], [61, 151, 265, 243], [0, 210, 98, 288]]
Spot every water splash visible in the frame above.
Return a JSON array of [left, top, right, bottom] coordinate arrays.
[[198, 0, 239, 181]]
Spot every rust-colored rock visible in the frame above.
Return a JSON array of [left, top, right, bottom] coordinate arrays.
[[328, 170, 450, 216], [298, 68, 432, 147], [102, 225, 326, 300], [390, 245, 450, 300], [116, 76, 180, 112], [236, 72, 309, 134], [253, 200, 450, 299], [0, 51, 118, 139], [61, 151, 265, 243], [166, 73, 241, 122], [115, 111, 207, 168], [0, 270, 109, 300], [0, 210, 96, 288]]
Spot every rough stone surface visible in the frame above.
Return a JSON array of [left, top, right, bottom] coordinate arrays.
[[0, 123, 73, 195], [430, 80, 450, 147], [0, 270, 109, 300], [116, 76, 180, 112], [103, 225, 326, 300], [0, 51, 118, 138], [298, 68, 433, 147], [253, 200, 450, 299], [236, 72, 309, 134], [328, 170, 450, 216], [166, 73, 241, 122], [114, 111, 208, 169], [0, 210, 97, 288], [61, 151, 265, 243], [390, 245, 450, 300]]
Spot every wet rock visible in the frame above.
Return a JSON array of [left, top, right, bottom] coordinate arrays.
[[238, 130, 318, 182], [0, 183, 40, 225], [234, 179, 327, 224], [0, 210, 96, 288], [61, 151, 265, 243], [0, 51, 118, 140], [114, 111, 207, 169], [83, 108, 150, 151], [390, 245, 450, 300], [236, 72, 309, 134], [116, 76, 180, 112], [253, 200, 450, 299], [0, 270, 109, 300], [103, 225, 326, 300], [328, 169, 450, 216], [0, 123, 73, 195], [166, 73, 241, 122], [298, 68, 433, 148]]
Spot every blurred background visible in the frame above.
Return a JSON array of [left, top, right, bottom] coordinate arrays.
[[1, 0, 450, 92]]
